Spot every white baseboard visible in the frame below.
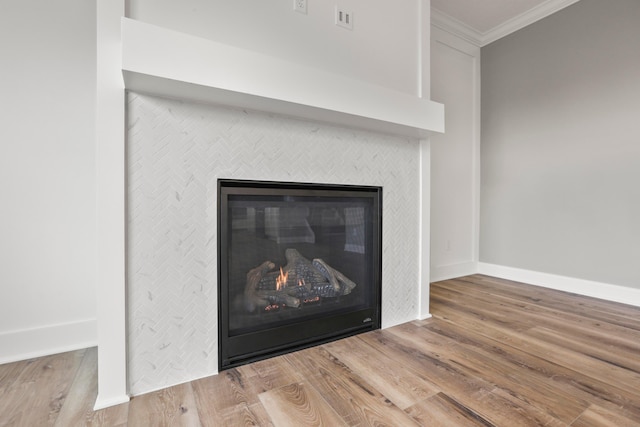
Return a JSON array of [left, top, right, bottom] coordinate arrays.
[[477, 263, 640, 308], [431, 261, 478, 283], [0, 318, 97, 364]]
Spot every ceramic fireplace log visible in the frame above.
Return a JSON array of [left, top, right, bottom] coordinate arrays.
[[244, 260, 275, 312], [284, 249, 328, 286], [313, 258, 356, 295], [254, 289, 301, 308], [311, 258, 340, 292]]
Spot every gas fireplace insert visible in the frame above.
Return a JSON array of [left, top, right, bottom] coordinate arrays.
[[218, 179, 382, 369]]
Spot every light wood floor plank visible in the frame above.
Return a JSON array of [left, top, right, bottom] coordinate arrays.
[[284, 345, 421, 426], [571, 404, 640, 427], [393, 321, 588, 424], [215, 402, 275, 427], [53, 347, 100, 427], [356, 329, 543, 426], [0, 349, 85, 426], [384, 325, 574, 426], [236, 355, 304, 396], [86, 403, 130, 427], [258, 381, 346, 427], [191, 368, 257, 416], [406, 392, 497, 427], [527, 325, 640, 375], [0, 359, 30, 396], [127, 382, 201, 427], [325, 335, 440, 410]]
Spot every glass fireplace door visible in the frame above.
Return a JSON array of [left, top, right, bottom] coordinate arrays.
[[218, 180, 382, 369]]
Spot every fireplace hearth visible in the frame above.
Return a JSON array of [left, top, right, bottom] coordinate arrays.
[[218, 179, 382, 369]]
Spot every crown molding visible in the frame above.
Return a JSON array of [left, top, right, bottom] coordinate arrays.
[[482, 0, 583, 45], [431, 9, 483, 47], [432, 0, 583, 47]]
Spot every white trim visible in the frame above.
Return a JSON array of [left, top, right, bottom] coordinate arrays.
[[419, 139, 432, 320], [483, 0, 583, 45], [93, 395, 131, 411], [95, 0, 129, 410], [121, 18, 444, 138], [417, 0, 433, 322], [431, 26, 481, 57], [417, 0, 430, 99], [470, 39, 481, 268], [431, 262, 478, 283], [477, 263, 640, 308], [0, 320, 97, 365], [432, 0, 583, 47], [431, 9, 484, 47]]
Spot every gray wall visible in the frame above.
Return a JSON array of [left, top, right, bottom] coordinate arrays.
[[481, 0, 640, 289]]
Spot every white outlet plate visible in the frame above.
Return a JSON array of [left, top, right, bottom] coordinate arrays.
[[294, 0, 307, 14], [335, 6, 353, 30]]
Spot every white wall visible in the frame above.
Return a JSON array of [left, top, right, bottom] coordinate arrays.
[[128, 0, 420, 95], [0, 0, 97, 362], [430, 27, 480, 281], [481, 0, 640, 290]]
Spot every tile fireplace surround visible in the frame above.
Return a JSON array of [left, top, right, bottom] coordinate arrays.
[[127, 93, 423, 395]]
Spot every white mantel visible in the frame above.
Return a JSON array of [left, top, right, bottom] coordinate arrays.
[[121, 18, 444, 139], [96, 4, 442, 409]]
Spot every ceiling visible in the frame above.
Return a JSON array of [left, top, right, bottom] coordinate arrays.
[[431, 0, 583, 46]]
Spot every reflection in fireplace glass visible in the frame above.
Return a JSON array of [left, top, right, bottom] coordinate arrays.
[[229, 198, 369, 331]]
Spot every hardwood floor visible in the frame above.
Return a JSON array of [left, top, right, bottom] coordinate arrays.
[[2, 274, 640, 426]]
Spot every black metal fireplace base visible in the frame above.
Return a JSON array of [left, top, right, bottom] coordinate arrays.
[[218, 179, 382, 370], [223, 308, 377, 369]]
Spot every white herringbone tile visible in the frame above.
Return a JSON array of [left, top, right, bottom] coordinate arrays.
[[127, 93, 421, 395]]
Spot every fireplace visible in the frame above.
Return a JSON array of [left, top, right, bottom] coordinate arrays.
[[124, 93, 424, 396], [218, 179, 382, 369]]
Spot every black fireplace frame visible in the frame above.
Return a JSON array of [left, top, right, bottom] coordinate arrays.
[[218, 179, 382, 370]]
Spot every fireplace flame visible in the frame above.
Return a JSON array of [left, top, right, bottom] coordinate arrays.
[[276, 267, 288, 291]]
